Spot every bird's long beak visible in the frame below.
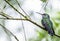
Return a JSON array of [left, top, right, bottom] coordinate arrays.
[[36, 12, 43, 15]]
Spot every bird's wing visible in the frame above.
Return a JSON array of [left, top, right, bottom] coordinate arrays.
[[41, 19, 55, 35], [49, 20, 55, 33], [41, 19, 48, 30]]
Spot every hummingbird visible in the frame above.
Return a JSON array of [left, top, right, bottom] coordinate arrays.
[[36, 12, 55, 36]]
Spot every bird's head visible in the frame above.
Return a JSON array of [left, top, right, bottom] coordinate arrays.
[[42, 13, 50, 18], [36, 12, 50, 19]]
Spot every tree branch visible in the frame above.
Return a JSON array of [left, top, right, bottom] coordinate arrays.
[[27, 19, 46, 30], [0, 18, 27, 20], [0, 24, 19, 41], [4, 0, 27, 19], [4, 0, 60, 38], [54, 34, 60, 38], [16, 0, 31, 19], [21, 17, 27, 41], [27, 19, 60, 38], [0, 12, 13, 19]]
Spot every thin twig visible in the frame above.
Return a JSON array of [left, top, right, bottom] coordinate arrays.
[[0, 17, 45, 30], [19, 8, 27, 41], [0, 14, 9, 19], [16, 0, 31, 19], [0, 12, 13, 19], [27, 19, 46, 30], [44, 0, 49, 11], [0, 18, 27, 20], [1, 12, 12, 18], [4, 0, 27, 18], [21, 19, 27, 41], [54, 34, 60, 38], [40, 0, 48, 13], [0, 24, 19, 41]]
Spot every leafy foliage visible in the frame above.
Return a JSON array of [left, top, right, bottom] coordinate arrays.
[[40, 0, 47, 2]]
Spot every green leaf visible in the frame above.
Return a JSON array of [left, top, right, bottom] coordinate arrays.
[[41, 0, 47, 2]]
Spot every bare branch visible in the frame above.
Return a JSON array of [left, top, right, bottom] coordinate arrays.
[[27, 19, 46, 30], [21, 19, 27, 41], [27, 19, 60, 38], [0, 24, 19, 41], [4, 0, 27, 19], [0, 18, 27, 20], [54, 34, 60, 38], [0, 12, 13, 19], [16, 0, 31, 19]]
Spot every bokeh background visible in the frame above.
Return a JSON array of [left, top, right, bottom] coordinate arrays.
[[0, 0, 60, 41]]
